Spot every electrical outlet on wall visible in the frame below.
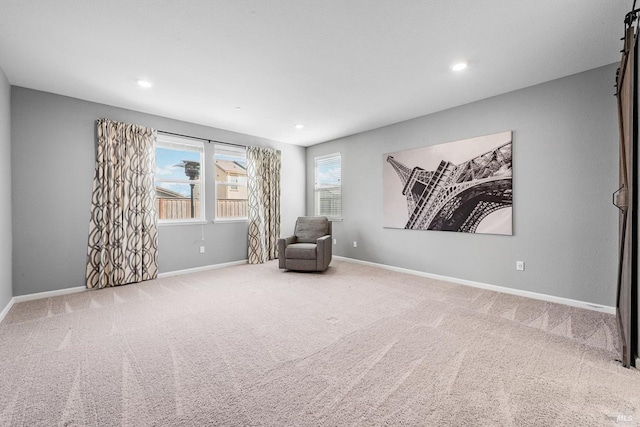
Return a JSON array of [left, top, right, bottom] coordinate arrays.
[[333, 238, 337, 245], [516, 261, 524, 271], [200, 246, 205, 254], [353, 241, 357, 248]]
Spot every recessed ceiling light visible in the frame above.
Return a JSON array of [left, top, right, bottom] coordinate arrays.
[[234, 106, 242, 110], [136, 79, 152, 88], [294, 124, 304, 129], [451, 62, 468, 72]]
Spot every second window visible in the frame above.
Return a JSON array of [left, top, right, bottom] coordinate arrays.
[[214, 144, 248, 221]]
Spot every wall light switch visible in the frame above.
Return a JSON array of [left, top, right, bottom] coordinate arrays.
[[333, 238, 337, 245], [200, 246, 205, 254]]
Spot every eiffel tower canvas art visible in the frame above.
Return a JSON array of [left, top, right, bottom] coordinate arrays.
[[383, 131, 513, 235]]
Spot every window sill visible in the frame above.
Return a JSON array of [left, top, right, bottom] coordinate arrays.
[[158, 220, 208, 226], [328, 217, 343, 222], [212, 218, 249, 224]]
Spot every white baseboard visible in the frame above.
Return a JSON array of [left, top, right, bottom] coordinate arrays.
[[157, 259, 248, 278], [0, 260, 249, 325], [0, 286, 87, 325], [13, 286, 87, 303], [333, 256, 616, 315], [0, 297, 15, 325], [1, 257, 615, 325]]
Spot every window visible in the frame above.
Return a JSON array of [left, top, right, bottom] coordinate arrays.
[[155, 135, 205, 222], [214, 144, 248, 220], [314, 153, 342, 218]]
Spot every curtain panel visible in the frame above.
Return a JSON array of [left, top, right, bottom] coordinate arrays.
[[247, 146, 281, 264], [86, 119, 159, 289]]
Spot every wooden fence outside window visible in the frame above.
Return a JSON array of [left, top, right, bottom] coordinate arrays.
[[156, 198, 247, 220]]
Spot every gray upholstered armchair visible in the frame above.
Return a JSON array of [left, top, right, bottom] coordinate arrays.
[[278, 216, 332, 272]]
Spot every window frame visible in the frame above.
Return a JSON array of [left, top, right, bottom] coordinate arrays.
[[155, 135, 206, 225], [314, 152, 342, 220], [214, 143, 248, 223]]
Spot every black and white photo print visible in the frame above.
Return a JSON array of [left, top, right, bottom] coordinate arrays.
[[383, 131, 513, 235]]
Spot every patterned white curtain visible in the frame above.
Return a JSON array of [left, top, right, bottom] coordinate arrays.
[[247, 146, 281, 264], [86, 119, 158, 289]]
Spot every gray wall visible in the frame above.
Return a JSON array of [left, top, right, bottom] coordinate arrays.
[[11, 87, 306, 296], [0, 65, 12, 310], [307, 64, 619, 307]]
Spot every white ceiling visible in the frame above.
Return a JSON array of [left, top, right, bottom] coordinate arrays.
[[0, 0, 631, 146]]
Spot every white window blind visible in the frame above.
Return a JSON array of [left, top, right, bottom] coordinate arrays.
[[314, 153, 342, 218]]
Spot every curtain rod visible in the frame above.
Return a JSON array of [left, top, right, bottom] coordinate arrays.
[[157, 130, 246, 148], [624, 6, 640, 27]]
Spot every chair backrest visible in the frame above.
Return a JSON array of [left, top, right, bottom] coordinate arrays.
[[294, 216, 330, 243]]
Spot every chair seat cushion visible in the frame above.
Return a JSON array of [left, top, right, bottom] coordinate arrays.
[[285, 243, 317, 260]]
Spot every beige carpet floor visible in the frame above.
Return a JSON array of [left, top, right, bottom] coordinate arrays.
[[0, 259, 639, 426]]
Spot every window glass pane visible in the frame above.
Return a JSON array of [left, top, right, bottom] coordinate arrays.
[[315, 158, 341, 187], [156, 183, 202, 220], [214, 144, 248, 220], [315, 153, 341, 218], [156, 147, 201, 181], [155, 135, 205, 222]]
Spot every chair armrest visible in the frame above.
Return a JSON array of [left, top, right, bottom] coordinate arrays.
[[316, 234, 332, 271], [316, 235, 331, 243], [278, 236, 296, 268]]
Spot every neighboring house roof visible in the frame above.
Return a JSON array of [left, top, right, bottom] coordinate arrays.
[[215, 159, 246, 175], [156, 187, 184, 198]]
